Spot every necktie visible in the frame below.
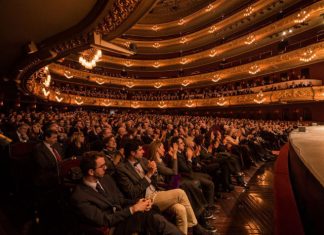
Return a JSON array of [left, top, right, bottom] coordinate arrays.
[[51, 146, 62, 162], [96, 183, 106, 197]]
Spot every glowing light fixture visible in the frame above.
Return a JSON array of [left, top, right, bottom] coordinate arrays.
[[244, 5, 254, 17], [153, 61, 160, 68], [152, 25, 159, 31], [131, 101, 140, 109], [186, 99, 195, 107], [79, 48, 102, 69], [253, 91, 266, 104], [300, 48, 316, 62], [55, 96, 63, 102], [102, 100, 111, 107], [294, 10, 310, 24], [244, 34, 255, 45], [217, 96, 226, 106], [209, 49, 217, 57], [180, 58, 189, 64], [178, 19, 185, 25], [153, 42, 161, 48], [124, 60, 133, 67], [64, 70, 73, 79], [182, 80, 190, 87], [158, 101, 167, 108], [96, 78, 105, 85], [205, 4, 214, 12], [154, 82, 162, 88], [208, 25, 217, 33], [248, 64, 260, 75], [75, 97, 84, 105], [126, 81, 135, 88], [180, 37, 188, 44], [212, 74, 221, 82], [42, 88, 50, 97]]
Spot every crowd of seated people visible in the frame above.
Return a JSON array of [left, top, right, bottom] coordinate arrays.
[[0, 110, 296, 235], [53, 70, 315, 101]]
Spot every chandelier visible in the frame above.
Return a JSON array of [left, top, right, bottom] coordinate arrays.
[[253, 91, 266, 104], [300, 48, 316, 62], [79, 48, 102, 69], [248, 64, 260, 75]]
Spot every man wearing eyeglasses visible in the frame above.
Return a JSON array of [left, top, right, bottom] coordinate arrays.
[[71, 151, 182, 235]]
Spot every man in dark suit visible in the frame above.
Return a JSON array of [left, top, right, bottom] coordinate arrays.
[[116, 141, 216, 235], [8, 123, 30, 143], [71, 151, 181, 235]]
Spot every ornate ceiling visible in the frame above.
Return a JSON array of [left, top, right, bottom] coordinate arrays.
[[2, 0, 324, 107]]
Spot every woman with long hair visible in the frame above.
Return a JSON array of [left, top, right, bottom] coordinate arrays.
[[66, 132, 88, 159]]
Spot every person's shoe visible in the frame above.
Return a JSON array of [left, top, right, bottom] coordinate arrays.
[[193, 224, 217, 235]]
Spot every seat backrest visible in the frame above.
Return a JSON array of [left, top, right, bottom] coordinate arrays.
[[10, 142, 35, 160], [60, 158, 81, 179]]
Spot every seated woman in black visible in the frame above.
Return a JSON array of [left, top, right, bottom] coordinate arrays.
[[66, 132, 89, 159]]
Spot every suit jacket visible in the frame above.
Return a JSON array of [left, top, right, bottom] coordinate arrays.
[[71, 175, 136, 227], [116, 158, 158, 200], [33, 142, 64, 188], [177, 151, 193, 178]]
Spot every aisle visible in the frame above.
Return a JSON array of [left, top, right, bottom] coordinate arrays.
[[211, 162, 275, 235]]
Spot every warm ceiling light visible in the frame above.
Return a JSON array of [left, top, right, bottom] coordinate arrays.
[[182, 80, 190, 87], [153, 42, 161, 48], [248, 64, 260, 75], [124, 60, 133, 67], [209, 49, 217, 57], [300, 48, 316, 62], [96, 78, 105, 85], [55, 96, 63, 102], [79, 48, 102, 70], [154, 82, 162, 88], [294, 10, 310, 24], [178, 18, 185, 25], [244, 5, 254, 17], [153, 61, 160, 68], [185, 99, 194, 107], [180, 58, 189, 64], [254, 91, 266, 104], [180, 37, 188, 44], [55, 90, 61, 95], [42, 88, 50, 97], [75, 97, 84, 105], [64, 70, 73, 79], [205, 4, 214, 12], [126, 81, 135, 88], [158, 101, 166, 108], [152, 25, 159, 31], [44, 66, 49, 73], [244, 34, 256, 45], [124, 41, 131, 48], [208, 25, 217, 33], [212, 74, 221, 82]]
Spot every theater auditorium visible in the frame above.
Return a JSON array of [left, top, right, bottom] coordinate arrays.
[[0, 0, 323, 234]]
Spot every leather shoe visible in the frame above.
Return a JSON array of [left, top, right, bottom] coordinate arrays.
[[193, 224, 217, 235]]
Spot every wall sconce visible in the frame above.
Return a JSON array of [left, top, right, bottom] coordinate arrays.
[[182, 80, 190, 87], [153, 61, 160, 68], [124, 60, 133, 67], [131, 101, 140, 109], [178, 19, 185, 25], [217, 96, 226, 106], [180, 58, 189, 64], [96, 78, 105, 85], [248, 64, 260, 74], [209, 49, 217, 57], [294, 10, 310, 24], [244, 34, 255, 45], [152, 25, 159, 31], [154, 82, 163, 88], [300, 48, 316, 62], [42, 88, 50, 97], [55, 96, 63, 102], [212, 74, 221, 82], [158, 101, 167, 108], [208, 25, 217, 33], [185, 99, 195, 107], [43, 74, 51, 88], [64, 70, 73, 79], [180, 37, 188, 44], [79, 49, 102, 70], [75, 97, 84, 105], [244, 5, 254, 17], [126, 81, 135, 88], [153, 42, 161, 48], [253, 91, 266, 104], [102, 100, 111, 106], [205, 4, 214, 12]]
